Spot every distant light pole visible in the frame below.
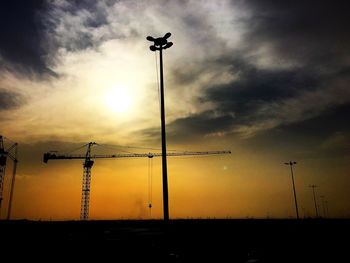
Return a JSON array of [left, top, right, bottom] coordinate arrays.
[[147, 33, 173, 221], [325, 200, 329, 218], [284, 161, 299, 219], [309, 185, 319, 218], [320, 195, 326, 218]]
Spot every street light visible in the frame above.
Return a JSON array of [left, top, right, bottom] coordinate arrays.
[[284, 161, 299, 219], [309, 185, 319, 218], [147, 32, 173, 221]]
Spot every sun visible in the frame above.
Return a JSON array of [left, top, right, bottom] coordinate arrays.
[[103, 86, 133, 113]]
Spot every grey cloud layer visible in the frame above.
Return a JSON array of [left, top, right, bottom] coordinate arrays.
[[165, 0, 350, 142], [1, 0, 349, 155], [0, 89, 24, 111]]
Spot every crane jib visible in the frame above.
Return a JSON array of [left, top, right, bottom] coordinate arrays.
[[43, 151, 231, 163]]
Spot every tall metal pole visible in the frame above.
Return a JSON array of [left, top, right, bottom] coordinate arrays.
[[309, 185, 319, 218], [7, 144, 18, 220], [290, 164, 299, 219], [147, 33, 173, 221], [285, 161, 299, 219], [158, 47, 169, 221]]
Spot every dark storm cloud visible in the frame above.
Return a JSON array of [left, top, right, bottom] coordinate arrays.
[[241, 0, 350, 69], [139, 110, 234, 144], [169, 54, 338, 138], [0, 0, 116, 76], [206, 59, 318, 115], [165, 0, 350, 148], [0, 89, 24, 111], [238, 104, 350, 159], [0, 0, 57, 76], [167, 111, 234, 141]]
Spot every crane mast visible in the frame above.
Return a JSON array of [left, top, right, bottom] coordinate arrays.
[[0, 135, 18, 219], [0, 137, 7, 214], [81, 142, 96, 220], [43, 142, 231, 220], [7, 145, 18, 220]]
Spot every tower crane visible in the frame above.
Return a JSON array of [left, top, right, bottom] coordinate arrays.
[[0, 135, 18, 220], [43, 142, 231, 220]]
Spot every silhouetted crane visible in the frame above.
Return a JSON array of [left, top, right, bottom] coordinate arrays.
[[0, 135, 18, 219], [43, 142, 231, 220]]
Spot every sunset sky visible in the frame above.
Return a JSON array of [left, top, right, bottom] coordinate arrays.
[[0, 0, 349, 220]]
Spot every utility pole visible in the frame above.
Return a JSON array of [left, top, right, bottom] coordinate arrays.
[[147, 32, 173, 221], [309, 185, 319, 218], [284, 161, 299, 219]]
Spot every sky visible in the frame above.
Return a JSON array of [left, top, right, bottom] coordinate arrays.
[[0, 0, 349, 220]]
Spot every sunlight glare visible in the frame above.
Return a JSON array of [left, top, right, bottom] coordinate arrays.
[[103, 86, 133, 113]]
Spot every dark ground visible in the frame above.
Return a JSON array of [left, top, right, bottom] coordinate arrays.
[[1, 219, 349, 262]]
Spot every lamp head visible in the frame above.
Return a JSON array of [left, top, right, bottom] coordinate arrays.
[[147, 33, 173, 48], [164, 42, 173, 49], [163, 32, 171, 39], [149, 45, 157, 51], [154, 37, 167, 46]]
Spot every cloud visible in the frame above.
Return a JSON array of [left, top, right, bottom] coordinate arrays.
[[0, 89, 25, 111], [161, 0, 350, 140], [45, 1, 111, 52], [321, 131, 350, 154], [45, 0, 164, 54], [139, 110, 235, 144], [2, 0, 350, 153], [241, 1, 350, 68], [163, 54, 350, 140], [0, 0, 58, 77]]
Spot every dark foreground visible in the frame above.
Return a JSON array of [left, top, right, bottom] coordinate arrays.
[[1, 219, 349, 262]]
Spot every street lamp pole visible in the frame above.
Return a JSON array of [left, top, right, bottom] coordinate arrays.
[[284, 161, 299, 219], [147, 33, 173, 221], [309, 185, 319, 218]]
